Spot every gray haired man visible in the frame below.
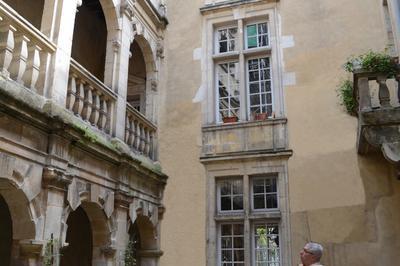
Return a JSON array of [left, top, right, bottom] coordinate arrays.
[[299, 242, 323, 266]]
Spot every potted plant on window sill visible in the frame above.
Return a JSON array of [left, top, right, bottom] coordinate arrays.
[[222, 116, 238, 123], [254, 112, 268, 121]]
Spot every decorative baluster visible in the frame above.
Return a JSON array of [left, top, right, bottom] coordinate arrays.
[[0, 22, 16, 77], [149, 131, 154, 159], [81, 85, 93, 121], [140, 126, 146, 153], [72, 79, 84, 116], [357, 77, 371, 112], [144, 129, 150, 156], [377, 75, 391, 108], [396, 74, 400, 106], [9, 34, 29, 84], [98, 96, 108, 131], [36, 50, 51, 95], [23, 44, 41, 90], [90, 93, 100, 127], [105, 99, 111, 133], [66, 75, 77, 111], [128, 119, 135, 147], [134, 121, 141, 151], [125, 115, 131, 143]]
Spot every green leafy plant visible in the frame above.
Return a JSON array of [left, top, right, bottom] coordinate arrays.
[[124, 240, 137, 266], [344, 50, 398, 75], [43, 237, 59, 266], [337, 79, 356, 115]]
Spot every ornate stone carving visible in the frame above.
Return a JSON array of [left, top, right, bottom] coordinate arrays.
[[121, 0, 135, 20], [99, 190, 115, 218], [67, 178, 88, 210], [42, 167, 71, 191], [156, 41, 164, 59], [150, 78, 158, 91]]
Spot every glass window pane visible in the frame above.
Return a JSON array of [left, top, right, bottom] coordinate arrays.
[[250, 95, 260, 105], [253, 180, 264, 193], [232, 180, 242, 194], [222, 250, 232, 262], [219, 29, 228, 41], [221, 196, 232, 211], [261, 69, 270, 80], [259, 35, 268, 47], [220, 41, 228, 53], [254, 194, 265, 209], [260, 58, 270, 68], [221, 237, 232, 248], [250, 83, 260, 94], [266, 194, 278, 209], [247, 24, 257, 36], [220, 181, 231, 195], [232, 196, 243, 210], [233, 237, 244, 248], [258, 23, 268, 34], [221, 224, 232, 236], [249, 71, 259, 82], [248, 36, 257, 48], [233, 224, 244, 235], [266, 105, 273, 115], [249, 59, 259, 70], [261, 82, 271, 92], [234, 250, 244, 262], [261, 93, 272, 105]]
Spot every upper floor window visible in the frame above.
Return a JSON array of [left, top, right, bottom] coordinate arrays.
[[252, 176, 278, 210], [216, 26, 238, 53], [217, 62, 240, 120], [246, 22, 268, 49], [217, 179, 243, 212]]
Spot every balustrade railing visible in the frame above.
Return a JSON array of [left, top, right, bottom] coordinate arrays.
[[354, 70, 400, 113], [66, 59, 116, 135], [125, 104, 157, 160], [0, 1, 56, 94]]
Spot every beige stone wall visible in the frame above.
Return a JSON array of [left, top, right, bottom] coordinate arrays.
[[161, 0, 400, 265], [280, 0, 400, 265], [159, 0, 206, 265]]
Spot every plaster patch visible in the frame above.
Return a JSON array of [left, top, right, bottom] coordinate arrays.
[[193, 85, 206, 103], [283, 72, 296, 86], [193, 48, 202, 61], [281, 35, 295, 49]]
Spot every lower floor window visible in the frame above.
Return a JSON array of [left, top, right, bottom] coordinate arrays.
[[220, 224, 245, 265], [254, 224, 280, 266]]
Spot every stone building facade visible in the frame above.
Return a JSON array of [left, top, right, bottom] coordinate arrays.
[[0, 0, 168, 265], [159, 0, 400, 266]]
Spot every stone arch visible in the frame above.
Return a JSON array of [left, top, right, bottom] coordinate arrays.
[[61, 198, 114, 265], [128, 32, 158, 120], [71, 0, 120, 82]]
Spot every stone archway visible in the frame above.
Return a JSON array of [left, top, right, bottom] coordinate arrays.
[[2, 0, 45, 29], [60, 206, 93, 266], [0, 194, 12, 266]]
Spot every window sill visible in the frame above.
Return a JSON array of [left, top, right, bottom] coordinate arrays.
[[215, 214, 245, 221], [249, 210, 281, 220], [203, 117, 287, 131], [212, 51, 240, 61], [243, 47, 271, 57]]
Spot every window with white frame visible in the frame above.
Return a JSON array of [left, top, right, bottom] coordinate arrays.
[[252, 176, 278, 210], [246, 22, 269, 49], [248, 57, 273, 117], [217, 62, 240, 120], [220, 223, 245, 265], [217, 179, 243, 212], [253, 224, 280, 266], [216, 26, 238, 53]]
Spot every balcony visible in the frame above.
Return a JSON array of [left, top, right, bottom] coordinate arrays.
[[0, 1, 158, 161], [353, 69, 400, 168], [201, 118, 291, 162]]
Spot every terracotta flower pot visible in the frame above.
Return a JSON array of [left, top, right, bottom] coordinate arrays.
[[222, 116, 238, 123], [254, 112, 268, 121]]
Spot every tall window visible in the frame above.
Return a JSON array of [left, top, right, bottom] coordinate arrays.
[[214, 20, 274, 123], [217, 179, 243, 212], [246, 22, 269, 49], [248, 57, 273, 117], [253, 224, 280, 266], [217, 62, 240, 121], [220, 224, 245, 265], [252, 176, 278, 210], [217, 26, 238, 53]]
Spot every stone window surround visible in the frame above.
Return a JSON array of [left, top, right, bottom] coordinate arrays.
[[202, 4, 284, 125], [205, 159, 291, 266], [385, 0, 400, 56]]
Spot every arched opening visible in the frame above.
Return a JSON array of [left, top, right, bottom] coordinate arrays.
[[71, 0, 107, 81], [61, 206, 93, 266], [127, 222, 141, 265], [0, 194, 12, 266], [128, 40, 147, 114], [3, 0, 44, 29]]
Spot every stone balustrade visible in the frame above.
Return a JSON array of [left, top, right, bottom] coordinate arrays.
[[354, 69, 400, 166], [0, 1, 56, 94], [125, 104, 157, 160], [67, 59, 117, 135]]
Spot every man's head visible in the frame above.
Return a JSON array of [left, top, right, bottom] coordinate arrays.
[[300, 242, 323, 265]]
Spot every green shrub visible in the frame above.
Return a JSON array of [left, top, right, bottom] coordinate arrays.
[[344, 51, 397, 76], [337, 79, 356, 115]]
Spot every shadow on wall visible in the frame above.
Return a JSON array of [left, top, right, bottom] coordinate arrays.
[[291, 152, 400, 266]]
